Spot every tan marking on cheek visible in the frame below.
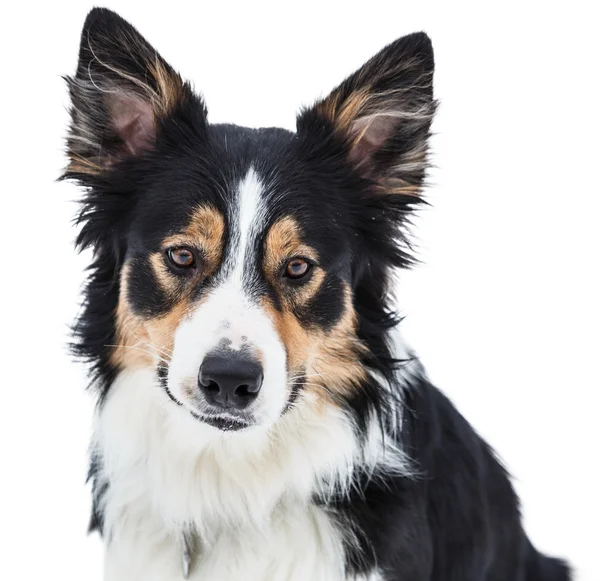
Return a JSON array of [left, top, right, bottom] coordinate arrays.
[[112, 207, 223, 372], [112, 263, 153, 369], [262, 284, 367, 407], [111, 262, 195, 370], [144, 300, 192, 359], [262, 297, 313, 372], [263, 219, 363, 394], [305, 286, 368, 402]]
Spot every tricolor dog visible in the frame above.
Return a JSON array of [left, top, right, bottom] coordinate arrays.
[[63, 8, 570, 581]]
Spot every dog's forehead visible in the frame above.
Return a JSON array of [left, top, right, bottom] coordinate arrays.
[[207, 125, 314, 222], [132, 123, 348, 252]]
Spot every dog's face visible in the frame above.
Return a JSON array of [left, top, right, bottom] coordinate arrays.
[[66, 9, 434, 432], [118, 135, 364, 431]]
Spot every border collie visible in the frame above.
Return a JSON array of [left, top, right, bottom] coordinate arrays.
[[63, 8, 571, 581]]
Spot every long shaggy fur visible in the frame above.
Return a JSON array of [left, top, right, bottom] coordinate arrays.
[[63, 8, 570, 581]]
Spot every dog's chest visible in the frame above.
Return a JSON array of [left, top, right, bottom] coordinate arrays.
[[104, 499, 348, 581], [95, 371, 379, 580], [191, 505, 347, 580]]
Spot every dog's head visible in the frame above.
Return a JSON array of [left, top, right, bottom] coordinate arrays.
[[65, 9, 435, 433]]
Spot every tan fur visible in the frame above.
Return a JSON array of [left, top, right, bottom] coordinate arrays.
[[262, 217, 367, 403], [93, 26, 185, 116], [149, 59, 185, 115], [112, 206, 225, 371], [113, 211, 366, 405], [263, 217, 322, 305], [67, 154, 104, 176], [316, 87, 372, 134], [149, 252, 181, 298], [66, 40, 187, 176], [111, 263, 154, 369], [313, 59, 434, 197], [263, 285, 366, 405], [112, 267, 193, 370], [306, 286, 367, 398], [144, 300, 192, 359], [162, 205, 225, 277]]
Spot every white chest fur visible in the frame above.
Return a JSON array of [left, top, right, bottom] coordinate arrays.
[[93, 369, 404, 580], [104, 501, 348, 581]]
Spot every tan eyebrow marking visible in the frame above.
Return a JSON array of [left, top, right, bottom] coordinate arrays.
[[263, 216, 324, 306], [263, 216, 318, 271], [161, 205, 225, 276]]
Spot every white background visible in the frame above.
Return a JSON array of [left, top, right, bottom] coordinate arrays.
[[1, 1, 598, 579]]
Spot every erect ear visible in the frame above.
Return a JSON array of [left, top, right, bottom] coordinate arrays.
[[65, 8, 196, 176], [298, 32, 436, 197]]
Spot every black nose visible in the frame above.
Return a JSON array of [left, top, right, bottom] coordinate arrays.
[[198, 354, 263, 410]]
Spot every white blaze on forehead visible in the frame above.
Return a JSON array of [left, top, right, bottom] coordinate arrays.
[[226, 167, 267, 286], [166, 166, 288, 427]]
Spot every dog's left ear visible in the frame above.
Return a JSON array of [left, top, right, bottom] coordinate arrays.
[[298, 32, 436, 197]]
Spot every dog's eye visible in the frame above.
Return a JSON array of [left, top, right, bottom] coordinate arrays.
[[166, 247, 196, 270], [284, 258, 311, 280]]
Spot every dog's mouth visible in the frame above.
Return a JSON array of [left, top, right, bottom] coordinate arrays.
[[200, 414, 251, 431], [168, 389, 254, 431]]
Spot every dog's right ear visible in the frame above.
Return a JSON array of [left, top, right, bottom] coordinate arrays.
[[65, 8, 202, 177]]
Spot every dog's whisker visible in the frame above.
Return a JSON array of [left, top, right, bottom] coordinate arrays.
[[130, 333, 173, 359], [104, 343, 172, 366]]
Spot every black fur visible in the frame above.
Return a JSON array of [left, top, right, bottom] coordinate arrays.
[[328, 375, 571, 580], [64, 8, 570, 580]]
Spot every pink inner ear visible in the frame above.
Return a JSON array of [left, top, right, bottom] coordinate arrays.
[[348, 115, 397, 173], [109, 93, 156, 156]]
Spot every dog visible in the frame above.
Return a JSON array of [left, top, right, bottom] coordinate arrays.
[[63, 8, 571, 581]]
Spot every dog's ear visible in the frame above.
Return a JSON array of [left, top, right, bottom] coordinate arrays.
[[298, 33, 436, 197], [65, 8, 197, 176]]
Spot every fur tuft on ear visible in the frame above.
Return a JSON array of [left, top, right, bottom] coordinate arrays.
[[298, 32, 436, 197], [64, 8, 193, 176]]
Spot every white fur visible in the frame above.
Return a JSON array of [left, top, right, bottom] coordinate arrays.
[[227, 167, 267, 281], [94, 359, 409, 580], [167, 280, 288, 427]]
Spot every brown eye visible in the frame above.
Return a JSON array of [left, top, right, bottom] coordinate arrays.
[[166, 247, 196, 270], [284, 258, 311, 280]]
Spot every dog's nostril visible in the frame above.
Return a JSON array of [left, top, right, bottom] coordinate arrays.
[[234, 382, 262, 398], [235, 384, 250, 398], [203, 380, 220, 393]]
